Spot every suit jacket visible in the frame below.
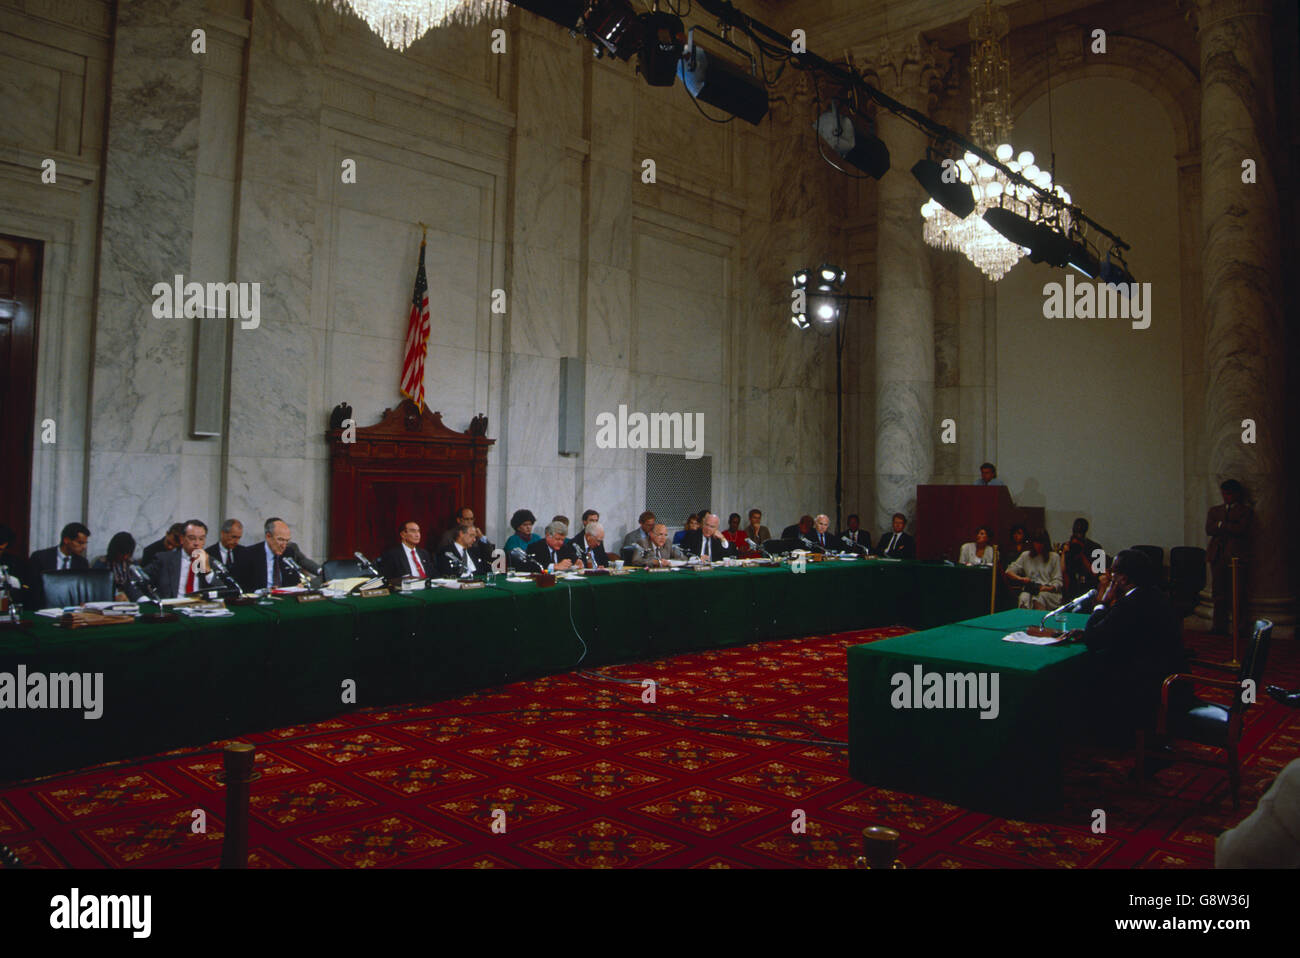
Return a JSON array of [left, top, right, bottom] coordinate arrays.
[[1082, 586, 1186, 727], [630, 541, 687, 566], [140, 538, 173, 564], [780, 524, 810, 541], [379, 544, 434, 579], [679, 529, 737, 560], [233, 543, 299, 592], [144, 548, 214, 599], [29, 546, 89, 607], [569, 536, 609, 568], [1206, 503, 1252, 566], [526, 539, 579, 570], [878, 530, 915, 559], [435, 543, 482, 578], [805, 530, 842, 553], [469, 537, 497, 568], [283, 542, 321, 577], [839, 528, 872, 552], [622, 528, 653, 551], [205, 542, 241, 570]]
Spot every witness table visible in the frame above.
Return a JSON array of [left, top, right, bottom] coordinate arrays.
[[847, 609, 1095, 816], [0, 559, 992, 782]]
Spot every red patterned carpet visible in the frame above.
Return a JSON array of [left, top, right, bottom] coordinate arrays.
[[1, 626, 1296, 868]]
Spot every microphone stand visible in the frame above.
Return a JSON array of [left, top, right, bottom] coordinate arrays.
[[131, 565, 178, 623]]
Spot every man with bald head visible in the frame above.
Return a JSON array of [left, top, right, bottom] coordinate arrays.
[[631, 523, 688, 567], [570, 521, 610, 568], [806, 514, 842, 553], [680, 512, 737, 562], [234, 517, 299, 591]]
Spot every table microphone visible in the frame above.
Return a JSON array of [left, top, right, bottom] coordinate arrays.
[[207, 556, 242, 593], [1041, 589, 1098, 628], [281, 555, 309, 587], [746, 537, 773, 559], [510, 547, 544, 572], [353, 552, 381, 577]]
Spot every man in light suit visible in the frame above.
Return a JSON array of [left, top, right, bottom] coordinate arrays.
[[622, 511, 656, 552], [631, 524, 687, 567], [680, 512, 737, 562], [380, 520, 434, 579], [146, 519, 214, 599], [29, 522, 91, 607]]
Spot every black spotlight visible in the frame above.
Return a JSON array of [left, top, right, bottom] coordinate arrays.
[[1098, 249, 1136, 288], [1065, 239, 1101, 279], [815, 102, 889, 179], [636, 11, 685, 86], [911, 157, 975, 218], [983, 207, 1071, 266], [580, 0, 644, 60], [677, 29, 769, 125]]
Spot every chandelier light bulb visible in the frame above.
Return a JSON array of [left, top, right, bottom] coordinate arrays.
[[995, 143, 1014, 161], [1017, 150, 1035, 167]]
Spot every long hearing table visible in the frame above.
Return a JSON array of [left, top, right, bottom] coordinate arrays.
[[0, 559, 994, 782]]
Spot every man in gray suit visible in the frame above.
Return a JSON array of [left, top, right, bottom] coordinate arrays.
[[631, 523, 687, 568], [622, 511, 657, 551], [145, 519, 213, 599]]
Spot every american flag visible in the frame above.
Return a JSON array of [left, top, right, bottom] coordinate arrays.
[[399, 236, 431, 409]]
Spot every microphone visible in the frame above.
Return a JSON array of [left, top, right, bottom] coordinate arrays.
[[798, 534, 824, 555], [129, 562, 163, 603], [746, 537, 773, 559], [208, 556, 241, 593], [280, 555, 308, 586], [353, 551, 381, 577], [510, 547, 544, 572], [1041, 589, 1098, 627]]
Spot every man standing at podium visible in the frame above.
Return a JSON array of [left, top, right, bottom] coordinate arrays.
[[974, 462, 1005, 486]]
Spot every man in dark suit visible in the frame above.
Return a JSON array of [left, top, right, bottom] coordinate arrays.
[[839, 514, 871, 553], [569, 521, 610, 568], [436, 521, 482, 577], [780, 515, 814, 542], [205, 518, 244, 569], [805, 514, 841, 553], [680, 512, 737, 561], [141, 522, 185, 564], [1205, 479, 1252, 635], [234, 517, 299, 592], [380, 520, 434, 579], [145, 519, 214, 599], [29, 522, 91, 607], [0, 523, 32, 605], [437, 506, 476, 551], [526, 521, 578, 571], [878, 513, 915, 559], [1063, 549, 1188, 741]]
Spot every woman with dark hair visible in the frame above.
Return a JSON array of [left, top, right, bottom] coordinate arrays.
[[1206, 478, 1253, 635], [1008, 524, 1029, 557], [504, 510, 540, 553], [92, 531, 141, 600], [673, 514, 701, 546], [722, 513, 747, 554], [958, 526, 996, 566]]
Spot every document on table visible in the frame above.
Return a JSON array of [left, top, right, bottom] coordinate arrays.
[[1002, 630, 1064, 645]]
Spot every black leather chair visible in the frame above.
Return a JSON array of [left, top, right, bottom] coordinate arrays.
[[1130, 545, 1165, 588], [1168, 546, 1206, 596], [40, 569, 113, 607], [1137, 618, 1273, 809], [321, 559, 370, 581]]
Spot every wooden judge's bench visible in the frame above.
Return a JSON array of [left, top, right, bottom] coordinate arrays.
[[915, 485, 1045, 562]]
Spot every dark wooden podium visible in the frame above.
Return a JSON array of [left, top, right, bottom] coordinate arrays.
[[916, 485, 1045, 561], [327, 400, 494, 560]]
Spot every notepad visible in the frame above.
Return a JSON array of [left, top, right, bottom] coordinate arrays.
[[1002, 631, 1063, 645]]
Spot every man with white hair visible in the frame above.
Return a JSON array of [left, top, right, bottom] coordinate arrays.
[[680, 512, 737, 562], [806, 514, 842, 553], [570, 522, 609, 568], [525, 520, 578, 571]]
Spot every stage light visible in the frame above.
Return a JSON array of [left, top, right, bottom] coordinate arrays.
[[982, 206, 1072, 266], [815, 102, 889, 179], [580, 0, 643, 60], [677, 28, 769, 125], [911, 157, 976, 219], [636, 10, 685, 86], [1099, 249, 1136, 290]]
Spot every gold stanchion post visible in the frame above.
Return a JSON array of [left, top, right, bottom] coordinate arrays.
[[990, 545, 999, 614], [1226, 557, 1242, 669], [219, 742, 259, 869]]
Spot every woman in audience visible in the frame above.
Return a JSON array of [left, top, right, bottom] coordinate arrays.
[[722, 513, 747, 554], [673, 513, 701, 545], [504, 509, 540, 553], [92, 531, 140, 600], [958, 526, 996, 566], [1008, 524, 1029, 557]]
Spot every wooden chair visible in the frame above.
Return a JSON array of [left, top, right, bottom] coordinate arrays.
[[1137, 619, 1273, 809]]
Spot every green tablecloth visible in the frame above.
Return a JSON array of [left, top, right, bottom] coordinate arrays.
[[0, 560, 991, 782], [848, 617, 1091, 815]]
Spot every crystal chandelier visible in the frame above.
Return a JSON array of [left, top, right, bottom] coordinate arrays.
[[919, 0, 1072, 281], [327, 0, 504, 51]]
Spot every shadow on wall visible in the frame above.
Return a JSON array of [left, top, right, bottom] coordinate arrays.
[[1016, 478, 1046, 508]]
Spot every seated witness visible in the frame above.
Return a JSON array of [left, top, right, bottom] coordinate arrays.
[[92, 531, 143, 601], [205, 518, 244, 568], [622, 511, 656, 551], [141, 522, 185, 563], [504, 510, 540, 553], [380, 520, 433, 579], [839, 514, 871, 553], [958, 526, 996, 566], [781, 515, 814, 541], [878, 514, 915, 559], [722, 514, 748, 553], [744, 510, 772, 551], [526, 521, 578, 571], [1004, 531, 1063, 609], [570, 522, 609, 568], [673, 513, 701, 546], [631, 523, 688, 567], [234, 518, 298, 592], [145, 519, 212, 599], [435, 522, 480, 577], [29, 522, 91, 607], [680, 513, 737, 561], [806, 514, 841, 552]]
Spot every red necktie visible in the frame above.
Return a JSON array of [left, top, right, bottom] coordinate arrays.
[[185, 561, 195, 595], [411, 549, 425, 577]]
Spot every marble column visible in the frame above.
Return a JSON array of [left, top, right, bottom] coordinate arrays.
[[1193, 0, 1293, 633], [861, 38, 949, 531]]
